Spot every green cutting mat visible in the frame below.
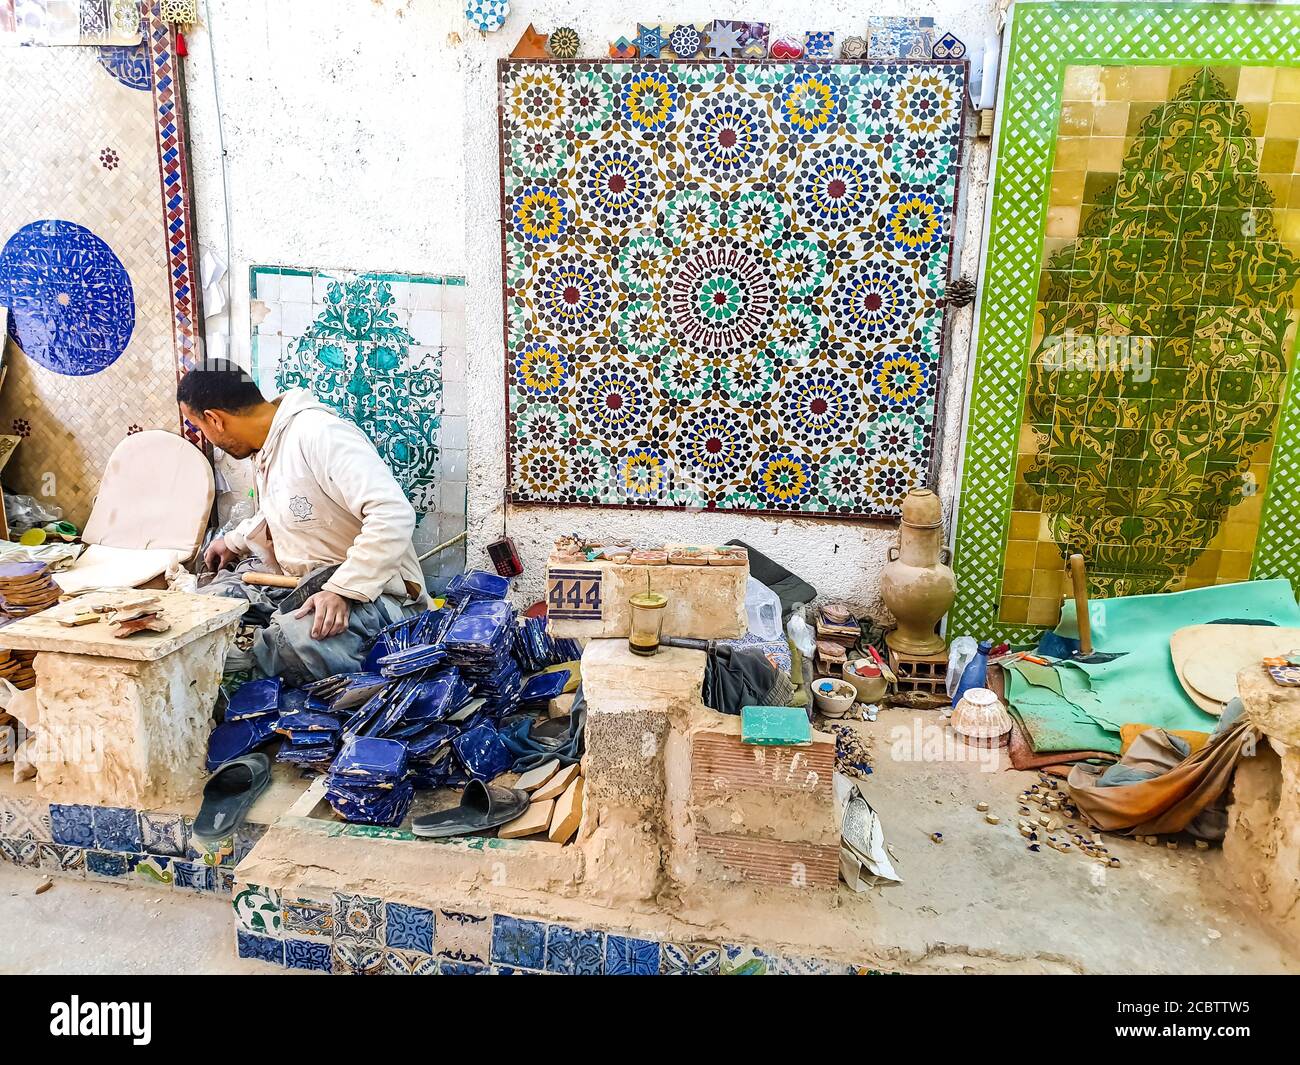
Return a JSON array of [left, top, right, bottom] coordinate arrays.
[[1007, 579, 1300, 754]]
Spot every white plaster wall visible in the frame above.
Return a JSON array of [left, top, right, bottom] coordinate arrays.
[[184, 0, 1002, 615]]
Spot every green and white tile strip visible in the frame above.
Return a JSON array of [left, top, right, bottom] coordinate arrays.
[[949, 0, 1300, 642]]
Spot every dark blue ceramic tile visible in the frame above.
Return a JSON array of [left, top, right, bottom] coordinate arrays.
[[284, 938, 332, 972], [545, 924, 604, 975], [92, 806, 141, 853], [440, 962, 488, 975], [172, 859, 215, 893], [385, 902, 434, 954], [85, 850, 130, 878], [490, 915, 546, 970], [605, 935, 661, 975], [237, 930, 284, 967], [49, 804, 96, 848]]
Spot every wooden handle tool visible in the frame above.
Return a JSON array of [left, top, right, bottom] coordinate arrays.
[[240, 572, 300, 590], [1068, 553, 1092, 656]]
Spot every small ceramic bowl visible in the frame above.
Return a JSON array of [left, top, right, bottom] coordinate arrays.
[[813, 677, 858, 718], [843, 660, 888, 703]]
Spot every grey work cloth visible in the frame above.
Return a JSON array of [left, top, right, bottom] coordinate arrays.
[[201, 561, 414, 685]]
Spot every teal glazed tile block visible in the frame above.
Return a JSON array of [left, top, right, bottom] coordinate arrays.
[[741, 704, 813, 746]]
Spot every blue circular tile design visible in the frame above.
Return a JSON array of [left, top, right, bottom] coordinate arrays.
[[0, 220, 136, 376]]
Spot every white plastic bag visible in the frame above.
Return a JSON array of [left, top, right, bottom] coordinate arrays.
[[745, 577, 784, 642], [786, 603, 816, 657], [946, 636, 977, 699]]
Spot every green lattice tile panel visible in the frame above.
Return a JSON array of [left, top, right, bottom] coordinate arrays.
[[950, 1, 1300, 642]]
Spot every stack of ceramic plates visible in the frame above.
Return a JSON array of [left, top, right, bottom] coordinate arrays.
[[0, 562, 60, 618], [325, 735, 413, 827], [275, 689, 348, 767], [0, 649, 36, 690]]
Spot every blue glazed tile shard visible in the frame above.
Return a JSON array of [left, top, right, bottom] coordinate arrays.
[[385, 902, 435, 954], [49, 804, 96, 848], [237, 930, 285, 967], [284, 938, 332, 972], [92, 806, 141, 853], [605, 935, 661, 976], [490, 915, 546, 970], [545, 925, 604, 975], [85, 850, 130, 878]]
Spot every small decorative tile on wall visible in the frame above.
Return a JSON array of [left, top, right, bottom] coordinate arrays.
[[249, 266, 468, 593]]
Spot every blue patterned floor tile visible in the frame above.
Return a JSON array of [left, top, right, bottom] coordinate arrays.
[[440, 961, 488, 975], [720, 944, 774, 975], [139, 812, 188, 857], [49, 804, 95, 848], [38, 843, 85, 878], [0, 837, 39, 868], [660, 942, 721, 974], [237, 930, 284, 967], [85, 850, 131, 879], [92, 806, 141, 853], [490, 914, 546, 970], [172, 859, 216, 893], [385, 902, 434, 954], [436, 909, 490, 964], [545, 924, 605, 975], [333, 892, 385, 947], [284, 937, 332, 972], [0, 796, 51, 840], [331, 942, 383, 975], [605, 934, 661, 975]]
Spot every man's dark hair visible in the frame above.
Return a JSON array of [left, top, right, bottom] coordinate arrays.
[[176, 359, 266, 414]]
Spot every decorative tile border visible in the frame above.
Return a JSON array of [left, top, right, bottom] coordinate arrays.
[[232, 879, 896, 976], [949, 1, 1300, 641], [0, 794, 264, 897]]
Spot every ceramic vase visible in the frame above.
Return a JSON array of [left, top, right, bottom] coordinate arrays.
[[881, 489, 956, 655]]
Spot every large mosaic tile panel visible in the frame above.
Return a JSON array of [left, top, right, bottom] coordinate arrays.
[[500, 59, 966, 517], [0, 1, 200, 526], [250, 268, 464, 515], [950, 1, 1300, 641]]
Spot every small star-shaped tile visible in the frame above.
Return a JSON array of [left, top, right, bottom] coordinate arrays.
[[707, 20, 741, 58], [635, 23, 664, 59], [509, 22, 548, 58]]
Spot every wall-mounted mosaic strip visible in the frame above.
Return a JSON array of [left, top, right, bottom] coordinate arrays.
[[950, 1, 1300, 641], [500, 59, 966, 517], [232, 879, 895, 975], [0, 1, 200, 525], [250, 268, 469, 588], [0, 0, 143, 46], [0, 791, 265, 896]]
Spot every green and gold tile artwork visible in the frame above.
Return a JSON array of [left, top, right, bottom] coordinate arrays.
[[950, 3, 1300, 642], [1000, 63, 1300, 627]]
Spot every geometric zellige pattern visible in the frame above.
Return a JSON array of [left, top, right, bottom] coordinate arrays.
[[950, 0, 1300, 641]]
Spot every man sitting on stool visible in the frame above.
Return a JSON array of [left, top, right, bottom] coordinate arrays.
[[178, 360, 427, 684]]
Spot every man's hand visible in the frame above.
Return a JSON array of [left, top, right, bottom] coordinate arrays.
[[294, 590, 352, 640], [203, 538, 241, 571]]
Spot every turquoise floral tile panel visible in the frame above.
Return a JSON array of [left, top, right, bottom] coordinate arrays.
[[250, 267, 466, 514], [950, 1, 1300, 642], [499, 59, 967, 517]]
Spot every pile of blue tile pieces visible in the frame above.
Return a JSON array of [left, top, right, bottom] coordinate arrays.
[[207, 570, 580, 829]]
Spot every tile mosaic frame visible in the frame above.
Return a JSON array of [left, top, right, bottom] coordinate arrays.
[[950, 1, 1300, 641], [498, 58, 968, 520]]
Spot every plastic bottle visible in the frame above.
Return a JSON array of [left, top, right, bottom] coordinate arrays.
[[953, 639, 992, 704]]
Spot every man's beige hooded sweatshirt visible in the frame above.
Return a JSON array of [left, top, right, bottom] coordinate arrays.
[[223, 389, 428, 607]]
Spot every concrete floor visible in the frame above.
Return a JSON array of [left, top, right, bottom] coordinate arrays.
[[839, 710, 1299, 974], [0, 864, 288, 975], [1, 708, 1294, 975]]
